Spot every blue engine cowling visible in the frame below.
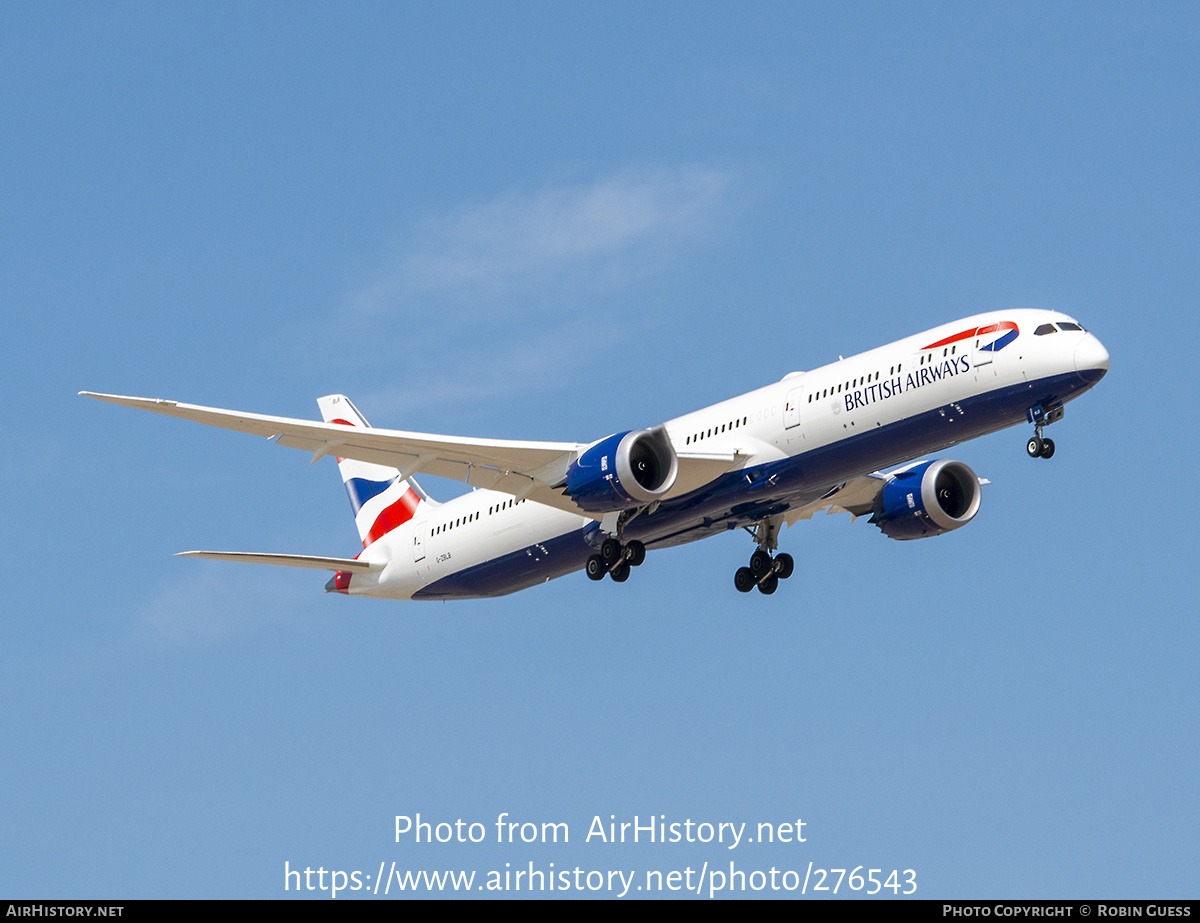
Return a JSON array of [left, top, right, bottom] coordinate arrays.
[[563, 427, 679, 513], [870, 459, 982, 541]]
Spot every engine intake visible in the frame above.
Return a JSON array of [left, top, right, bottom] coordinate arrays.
[[871, 459, 982, 541], [563, 427, 679, 513]]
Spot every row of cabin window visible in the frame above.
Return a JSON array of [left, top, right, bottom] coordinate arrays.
[[805, 343, 965, 403], [684, 416, 749, 446], [920, 344, 958, 364], [807, 368, 888, 402], [434, 511, 478, 535], [433, 498, 526, 535]]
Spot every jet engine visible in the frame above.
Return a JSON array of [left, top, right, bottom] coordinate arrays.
[[870, 459, 982, 540], [563, 427, 679, 513]]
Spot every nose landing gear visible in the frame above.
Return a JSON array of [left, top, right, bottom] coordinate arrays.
[[1026, 403, 1064, 459]]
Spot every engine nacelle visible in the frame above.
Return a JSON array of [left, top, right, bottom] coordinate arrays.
[[871, 459, 982, 541], [563, 427, 679, 513]]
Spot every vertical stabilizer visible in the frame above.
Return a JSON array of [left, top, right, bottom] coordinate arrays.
[[316, 394, 430, 548]]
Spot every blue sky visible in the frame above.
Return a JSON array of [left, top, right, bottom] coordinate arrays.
[[2, 2, 1197, 899]]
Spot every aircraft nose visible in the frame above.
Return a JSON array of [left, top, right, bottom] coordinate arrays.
[[1074, 333, 1110, 384]]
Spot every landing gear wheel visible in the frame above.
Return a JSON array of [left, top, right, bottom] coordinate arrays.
[[758, 574, 779, 595], [1040, 438, 1055, 459], [774, 552, 794, 580], [1027, 436, 1044, 458], [749, 549, 773, 578], [626, 540, 646, 567], [734, 567, 755, 593], [609, 561, 630, 583], [600, 537, 622, 566], [585, 555, 606, 581]]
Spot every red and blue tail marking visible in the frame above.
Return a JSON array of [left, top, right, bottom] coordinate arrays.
[[316, 394, 426, 593], [923, 320, 1019, 353]]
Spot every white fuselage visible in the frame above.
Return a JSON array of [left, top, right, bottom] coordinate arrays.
[[346, 309, 1108, 600]]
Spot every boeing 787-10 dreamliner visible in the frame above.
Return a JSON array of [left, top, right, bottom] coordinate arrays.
[[84, 308, 1108, 599]]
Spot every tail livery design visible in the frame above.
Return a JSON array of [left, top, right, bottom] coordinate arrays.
[[317, 395, 423, 548], [316, 395, 426, 593]]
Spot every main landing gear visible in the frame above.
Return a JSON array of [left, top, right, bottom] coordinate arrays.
[[586, 537, 647, 583], [734, 515, 794, 595], [1025, 403, 1065, 460], [734, 549, 794, 595]]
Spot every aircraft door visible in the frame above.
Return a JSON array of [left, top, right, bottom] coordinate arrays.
[[784, 387, 805, 429], [413, 521, 427, 562]]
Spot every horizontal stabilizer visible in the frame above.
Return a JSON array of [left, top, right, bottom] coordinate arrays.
[[175, 551, 383, 573]]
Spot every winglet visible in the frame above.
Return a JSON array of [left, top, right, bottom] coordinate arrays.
[[80, 391, 178, 409]]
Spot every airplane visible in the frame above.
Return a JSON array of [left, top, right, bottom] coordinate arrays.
[[83, 308, 1109, 600]]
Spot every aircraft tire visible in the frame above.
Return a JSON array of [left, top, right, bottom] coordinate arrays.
[[600, 537, 622, 566], [1040, 438, 1055, 459], [586, 555, 606, 581], [610, 561, 631, 583], [758, 574, 779, 595], [734, 567, 755, 593], [1027, 436, 1043, 458], [750, 549, 772, 578], [626, 540, 646, 567], [774, 552, 794, 580]]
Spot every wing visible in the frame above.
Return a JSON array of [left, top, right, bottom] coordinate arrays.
[[783, 473, 889, 525], [81, 391, 740, 518], [783, 462, 990, 528], [82, 390, 584, 507]]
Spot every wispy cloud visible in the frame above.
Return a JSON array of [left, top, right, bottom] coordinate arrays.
[[308, 164, 741, 421], [352, 164, 736, 314], [355, 317, 622, 425]]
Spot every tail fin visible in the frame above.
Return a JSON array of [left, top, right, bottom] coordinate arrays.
[[317, 394, 432, 548]]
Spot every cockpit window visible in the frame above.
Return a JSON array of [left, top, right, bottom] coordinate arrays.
[[1057, 322, 1083, 331], [1034, 324, 1057, 336]]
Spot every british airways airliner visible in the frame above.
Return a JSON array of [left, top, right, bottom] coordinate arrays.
[[84, 308, 1108, 599]]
